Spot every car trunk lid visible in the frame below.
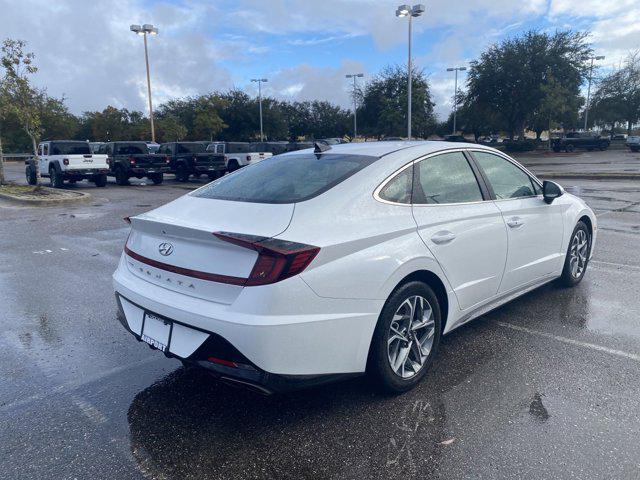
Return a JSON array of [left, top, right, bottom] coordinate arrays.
[[124, 195, 294, 304]]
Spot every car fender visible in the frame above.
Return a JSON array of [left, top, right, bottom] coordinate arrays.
[[558, 194, 597, 259], [49, 160, 63, 173]]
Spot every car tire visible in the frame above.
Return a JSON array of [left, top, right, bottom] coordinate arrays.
[[50, 166, 64, 188], [25, 165, 37, 185], [599, 144, 607, 151], [367, 281, 442, 394], [115, 167, 129, 186], [227, 160, 240, 173], [565, 144, 575, 153], [94, 174, 107, 187], [558, 221, 591, 287], [552, 147, 561, 153], [175, 164, 189, 182], [150, 173, 164, 185]]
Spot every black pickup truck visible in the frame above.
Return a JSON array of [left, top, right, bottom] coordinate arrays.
[[99, 142, 170, 185], [158, 142, 226, 182], [551, 132, 610, 152]]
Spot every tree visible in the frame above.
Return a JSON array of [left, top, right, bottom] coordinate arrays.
[[591, 51, 640, 134], [1, 38, 43, 182], [358, 65, 436, 139], [190, 95, 227, 141], [466, 30, 591, 139], [156, 114, 187, 142]]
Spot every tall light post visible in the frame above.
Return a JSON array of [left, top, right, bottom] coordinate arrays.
[[446, 66, 466, 134], [583, 55, 605, 131], [251, 78, 268, 141], [396, 4, 425, 140], [130, 24, 158, 142], [345, 73, 364, 140]]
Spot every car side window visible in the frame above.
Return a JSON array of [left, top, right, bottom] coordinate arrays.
[[378, 166, 413, 204], [43, 144, 49, 156], [413, 152, 483, 204], [473, 151, 536, 199]]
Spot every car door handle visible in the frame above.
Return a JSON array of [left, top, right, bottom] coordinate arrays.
[[431, 231, 456, 244], [506, 217, 524, 228]]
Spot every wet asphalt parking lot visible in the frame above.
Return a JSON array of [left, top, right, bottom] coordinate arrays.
[[1, 151, 640, 480]]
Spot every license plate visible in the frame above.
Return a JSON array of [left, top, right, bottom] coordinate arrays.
[[141, 312, 171, 352], [147, 170, 156, 173]]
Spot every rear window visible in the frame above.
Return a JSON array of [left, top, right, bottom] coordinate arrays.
[[227, 143, 251, 153], [176, 143, 205, 154], [194, 153, 378, 204], [50, 142, 91, 155], [115, 143, 148, 155]]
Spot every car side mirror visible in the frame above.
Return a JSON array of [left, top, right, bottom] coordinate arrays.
[[543, 180, 563, 204]]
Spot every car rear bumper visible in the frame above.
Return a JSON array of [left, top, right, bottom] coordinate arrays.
[[112, 254, 381, 382]]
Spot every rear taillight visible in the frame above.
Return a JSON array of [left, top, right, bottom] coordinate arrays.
[[213, 232, 320, 286], [63, 158, 69, 165], [129, 157, 136, 165]]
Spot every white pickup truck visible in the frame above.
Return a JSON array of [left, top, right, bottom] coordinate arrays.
[[206, 142, 272, 172], [626, 136, 640, 152], [27, 141, 110, 188]]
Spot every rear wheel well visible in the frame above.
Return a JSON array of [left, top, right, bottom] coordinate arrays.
[[393, 270, 449, 334]]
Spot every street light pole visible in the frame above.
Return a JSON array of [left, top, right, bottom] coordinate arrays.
[[447, 66, 467, 134], [396, 4, 424, 140], [251, 78, 268, 141], [345, 73, 364, 139], [130, 24, 158, 142], [584, 55, 605, 131]]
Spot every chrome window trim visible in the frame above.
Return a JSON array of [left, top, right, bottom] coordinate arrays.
[[373, 148, 490, 207], [468, 147, 543, 190]]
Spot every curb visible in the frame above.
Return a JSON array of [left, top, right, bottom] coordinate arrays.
[[536, 173, 640, 180], [0, 187, 92, 205]]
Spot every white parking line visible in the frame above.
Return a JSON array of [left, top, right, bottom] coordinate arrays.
[[497, 322, 640, 363]]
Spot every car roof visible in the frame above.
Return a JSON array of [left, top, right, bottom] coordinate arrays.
[[279, 140, 482, 158]]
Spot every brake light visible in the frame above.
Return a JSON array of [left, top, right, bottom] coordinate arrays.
[[63, 158, 69, 165], [213, 232, 320, 286], [129, 157, 136, 165]]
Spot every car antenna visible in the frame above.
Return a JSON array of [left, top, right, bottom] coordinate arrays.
[[314, 141, 331, 155]]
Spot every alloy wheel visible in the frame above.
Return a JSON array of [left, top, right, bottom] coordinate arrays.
[[569, 229, 588, 278], [387, 295, 436, 379]]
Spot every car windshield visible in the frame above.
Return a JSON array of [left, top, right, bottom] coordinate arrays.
[[176, 143, 205, 154], [50, 142, 91, 155], [116, 143, 148, 155], [194, 153, 378, 204]]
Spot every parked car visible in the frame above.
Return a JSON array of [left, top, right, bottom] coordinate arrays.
[[552, 132, 610, 152], [611, 133, 628, 141], [444, 134, 468, 142], [89, 141, 104, 154], [205, 142, 273, 172], [626, 136, 640, 152], [157, 142, 226, 182], [27, 140, 109, 188], [99, 141, 170, 185], [146, 142, 161, 154], [114, 141, 596, 394], [286, 141, 314, 151]]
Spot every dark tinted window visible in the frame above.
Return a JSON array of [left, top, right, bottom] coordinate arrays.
[[115, 143, 148, 155], [414, 152, 483, 204], [176, 143, 205, 154], [50, 142, 91, 155], [473, 151, 536, 199], [195, 154, 377, 204], [379, 167, 413, 204], [227, 143, 250, 153]]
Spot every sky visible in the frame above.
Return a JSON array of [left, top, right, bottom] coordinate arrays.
[[0, 0, 638, 120]]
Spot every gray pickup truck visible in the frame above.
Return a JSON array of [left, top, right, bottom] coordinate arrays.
[[99, 141, 170, 185], [551, 132, 610, 152], [157, 142, 226, 182]]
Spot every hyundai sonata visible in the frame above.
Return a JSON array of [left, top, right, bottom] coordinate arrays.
[[113, 141, 596, 393]]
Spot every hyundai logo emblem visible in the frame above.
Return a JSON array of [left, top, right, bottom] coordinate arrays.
[[158, 242, 174, 256]]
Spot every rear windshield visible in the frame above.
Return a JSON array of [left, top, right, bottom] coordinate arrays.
[[50, 142, 91, 155], [227, 143, 251, 153], [176, 143, 205, 154], [194, 153, 378, 204], [115, 143, 148, 155]]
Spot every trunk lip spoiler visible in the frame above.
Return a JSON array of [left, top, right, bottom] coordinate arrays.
[[124, 245, 247, 286]]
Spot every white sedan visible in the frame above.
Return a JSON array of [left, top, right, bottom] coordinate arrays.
[[113, 141, 596, 394]]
